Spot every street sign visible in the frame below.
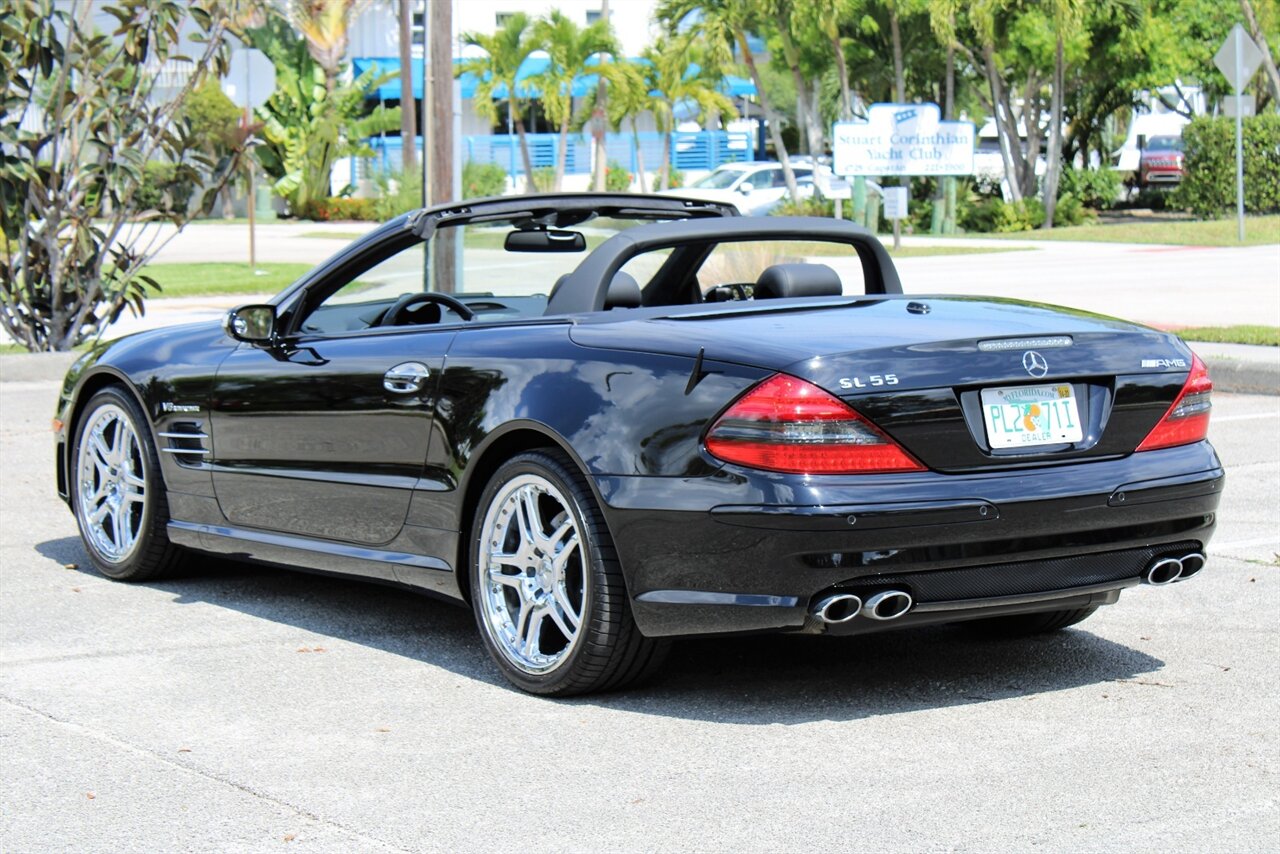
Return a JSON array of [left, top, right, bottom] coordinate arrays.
[[1213, 24, 1264, 242], [223, 48, 275, 110], [882, 187, 909, 220], [833, 103, 974, 177], [1224, 94, 1256, 117], [1214, 24, 1264, 94]]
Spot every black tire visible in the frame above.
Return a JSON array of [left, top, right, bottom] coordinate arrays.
[[70, 386, 183, 581], [963, 606, 1099, 638], [469, 449, 668, 696]]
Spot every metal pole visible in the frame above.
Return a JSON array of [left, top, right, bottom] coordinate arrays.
[[244, 105, 256, 268], [1235, 27, 1246, 243]]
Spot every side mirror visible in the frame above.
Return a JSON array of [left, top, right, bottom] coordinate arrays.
[[224, 304, 277, 343], [737, 181, 755, 194]]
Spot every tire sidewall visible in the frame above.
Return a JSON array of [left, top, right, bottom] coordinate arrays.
[[71, 387, 166, 580], [469, 452, 607, 695]]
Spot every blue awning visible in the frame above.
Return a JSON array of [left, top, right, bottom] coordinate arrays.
[[353, 56, 755, 101]]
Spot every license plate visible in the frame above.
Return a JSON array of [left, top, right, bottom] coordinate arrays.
[[980, 384, 1083, 449]]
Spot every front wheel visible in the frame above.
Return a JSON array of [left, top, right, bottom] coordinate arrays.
[[70, 387, 182, 581], [469, 450, 667, 695]]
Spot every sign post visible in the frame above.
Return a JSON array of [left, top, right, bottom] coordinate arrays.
[[882, 187, 909, 250], [1213, 24, 1264, 243], [223, 49, 276, 267]]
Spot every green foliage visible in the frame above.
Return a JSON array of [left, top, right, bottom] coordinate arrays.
[[297, 197, 380, 221], [771, 197, 836, 217], [652, 168, 684, 191], [372, 166, 423, 220], [605, 161, 632, 192], [1172, 115, 1280, 218], [1060, 167, 1122, 210], [133, 162, 197, 215], [462, 161, 510, 199], [181, 78, 242, 153], [246, 14, 399, 214], [964, 198, 1047, 233], [530, 166, 557, 192], [0, 0, 240, 352]]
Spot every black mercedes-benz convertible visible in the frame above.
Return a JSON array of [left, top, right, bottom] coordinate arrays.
[[54, 193, 1223, 695]]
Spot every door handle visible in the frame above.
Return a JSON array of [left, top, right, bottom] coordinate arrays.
[[383, 361, 431, 394]]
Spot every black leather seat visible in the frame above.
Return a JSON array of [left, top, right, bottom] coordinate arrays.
[[754, 263, 843, 299]]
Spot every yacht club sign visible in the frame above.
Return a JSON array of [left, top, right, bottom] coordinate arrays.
[[833, 103, 975, 176]]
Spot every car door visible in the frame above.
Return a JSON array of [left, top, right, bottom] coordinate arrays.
[[209, 235, 454, 549]]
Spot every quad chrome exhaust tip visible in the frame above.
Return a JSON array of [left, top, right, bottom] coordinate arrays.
[[811, 593, 862, 624], [1143, 552, 1207, 585], [863, 590, 914, 621]]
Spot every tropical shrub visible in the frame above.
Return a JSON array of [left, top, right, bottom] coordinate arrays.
[[372, 166, 422, 220], [771, 197, 835, 217], [530, 166, 557, 192], [0, 0, 241, 351], [1060, 167, 1122, 210], [297, 197, 380, 221], [1172, 115, 1280, 217], [605, 161, 632, 192], [463, 161, 510, 199], [963, 198, 1046, 232]]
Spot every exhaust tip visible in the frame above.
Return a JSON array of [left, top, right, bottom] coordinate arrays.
[[1176, 552, 1206, 580], [1144, 557, 1183, 586], [863, 590, 913, 621], [812, 593, 862, 624]]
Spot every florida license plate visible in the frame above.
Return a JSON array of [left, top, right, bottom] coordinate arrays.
[[980, 384, 1083, 449]]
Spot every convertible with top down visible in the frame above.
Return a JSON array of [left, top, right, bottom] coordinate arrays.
[[54, 193, 1223, 695]]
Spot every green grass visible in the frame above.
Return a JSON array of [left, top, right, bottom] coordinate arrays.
[[1176, 325, 1280, 346], [991, 215, 1280, 247], [141, 263, 312, 298]]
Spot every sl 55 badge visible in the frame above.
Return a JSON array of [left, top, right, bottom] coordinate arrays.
[[838, 374, 899, 389]]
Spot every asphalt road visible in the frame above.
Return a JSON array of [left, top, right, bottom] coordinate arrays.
[[1, 375, 1277, 852]]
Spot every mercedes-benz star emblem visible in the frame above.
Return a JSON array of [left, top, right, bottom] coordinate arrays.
[[1022, 350, 1049, 378]]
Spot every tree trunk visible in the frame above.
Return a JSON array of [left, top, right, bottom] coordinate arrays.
[[1042, 37, 1065, 229], [554, 116, 569, 191], [833, 34, 853, 120], [891, 9, 905, 102], [630, 117, 646, 192], [775, 22, 812, 155], [514, 114, 536, 193], [1241, 0, 1280, 112], [983, 43, 1022, 203], [592, 0, 611, 190], [398, 0, 417, 172], [660, 130, 671, 190], [806, 79, 824, 153], [737, 31, 798, 201]]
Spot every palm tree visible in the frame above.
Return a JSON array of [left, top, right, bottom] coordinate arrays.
[[286, 0, 369, 92], [531, 11, 618, 191], [458, 13, 540, 193], [658, 0, 800, 202], [797, 0, 861, 121], [603, 61, 653, 191], [644, 34, 737, 190]]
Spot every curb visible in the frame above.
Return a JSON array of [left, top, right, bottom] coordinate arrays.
[[1199, 354, 1280, 396]]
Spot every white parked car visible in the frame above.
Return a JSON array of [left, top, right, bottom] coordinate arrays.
[[669, 161, 816, 215]]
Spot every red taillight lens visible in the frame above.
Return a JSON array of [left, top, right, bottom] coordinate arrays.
[[704, 374, 925, 474], [1136, 354, 1212, 452]]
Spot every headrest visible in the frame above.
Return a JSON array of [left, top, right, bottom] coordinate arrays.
[[754, 263, 843, 299], [605, 271, 642, 309]]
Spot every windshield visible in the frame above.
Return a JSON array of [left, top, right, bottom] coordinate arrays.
[[691, 168, 747, 190], [1146, 136, 1183, 152]]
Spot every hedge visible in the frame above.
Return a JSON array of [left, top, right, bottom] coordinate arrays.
[[1172, 114, 1280, 217]]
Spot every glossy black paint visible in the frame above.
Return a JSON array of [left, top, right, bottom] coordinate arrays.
[[54, 196, 1224, 643]]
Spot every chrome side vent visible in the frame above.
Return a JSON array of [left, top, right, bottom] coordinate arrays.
[[158, 421, 209, 465]]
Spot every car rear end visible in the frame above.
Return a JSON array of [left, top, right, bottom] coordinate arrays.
[[584, 298, 1223, 639]]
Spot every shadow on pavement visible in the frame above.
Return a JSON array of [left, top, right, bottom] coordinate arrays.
[[37, 535, 1165, 724]]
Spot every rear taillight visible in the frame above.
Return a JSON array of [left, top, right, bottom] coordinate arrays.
[[704, 374, 925, 474], [1136, 354, 1212, 452]]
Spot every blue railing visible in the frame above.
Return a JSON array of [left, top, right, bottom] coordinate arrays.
[[352, 130, 755, 181]]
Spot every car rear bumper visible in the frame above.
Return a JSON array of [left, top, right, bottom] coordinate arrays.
[[595, 442, 1223, 637]]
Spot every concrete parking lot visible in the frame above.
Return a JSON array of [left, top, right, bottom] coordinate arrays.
[[1, 357, 1277, 851]]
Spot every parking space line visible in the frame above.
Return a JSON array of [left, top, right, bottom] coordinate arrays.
[[1213, 412, 1276, 423]]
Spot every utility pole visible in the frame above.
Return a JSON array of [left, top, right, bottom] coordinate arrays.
[[426, 0, 456, 289], [398, 0, 417, 172]]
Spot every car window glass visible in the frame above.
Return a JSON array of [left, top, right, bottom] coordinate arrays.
[[695, 239, 866, 296], [298, 240, 428, 335]]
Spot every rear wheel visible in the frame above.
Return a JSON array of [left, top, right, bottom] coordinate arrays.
[[71, 387, 182, 581], [963, 606, 1099, 638], [469, 450, 667, 695]]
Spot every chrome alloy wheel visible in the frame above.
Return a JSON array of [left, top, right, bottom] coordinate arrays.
[[477, 474, 586, 674], [75, 403, 147, 564]]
